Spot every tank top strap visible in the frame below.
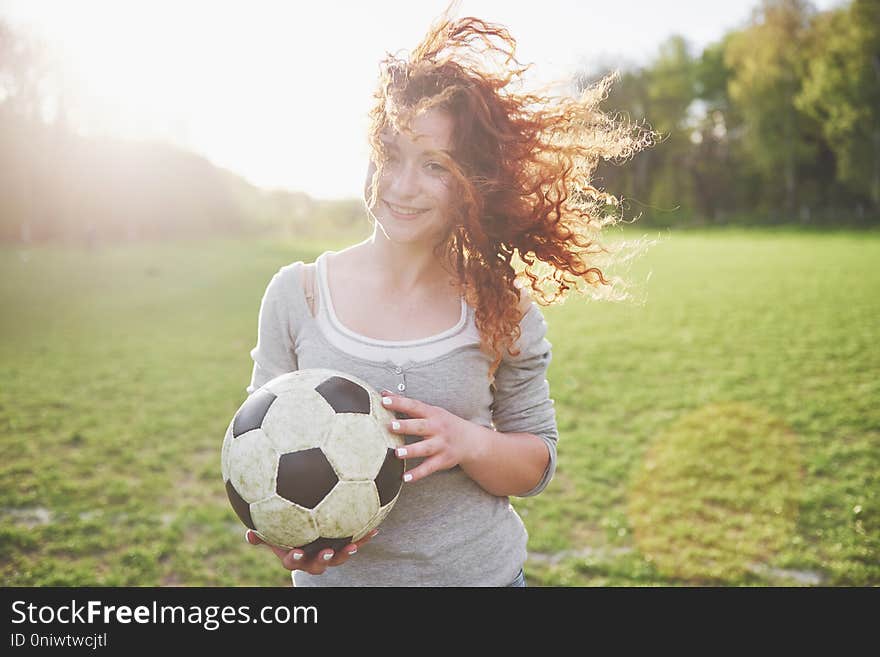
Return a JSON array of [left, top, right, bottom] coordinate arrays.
[[300, 261, 318, 318]]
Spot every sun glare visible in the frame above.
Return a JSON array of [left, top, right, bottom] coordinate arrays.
[[20, 4, 195, 138], [2, 0, 845, 199], [7, 1, 353, 193]]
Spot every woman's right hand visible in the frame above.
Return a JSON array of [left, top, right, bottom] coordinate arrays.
[[245, 529, 378, 575]]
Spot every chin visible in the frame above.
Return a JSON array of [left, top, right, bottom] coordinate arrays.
[[377, 218, 442, 246], [378, 223, 429, 244]]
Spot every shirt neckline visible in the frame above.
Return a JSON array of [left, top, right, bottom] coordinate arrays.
[[315, 251, 468, 348]]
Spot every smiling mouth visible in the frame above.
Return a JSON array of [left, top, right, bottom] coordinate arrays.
[[384, 200, 429, 217]]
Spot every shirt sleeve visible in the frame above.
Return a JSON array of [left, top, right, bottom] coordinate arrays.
[[489, 302, 559, 497], [246, 265, 300, 395]]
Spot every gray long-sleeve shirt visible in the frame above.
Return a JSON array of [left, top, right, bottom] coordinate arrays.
[[247, 251, 559, 586]]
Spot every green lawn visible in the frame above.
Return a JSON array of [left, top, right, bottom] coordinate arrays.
[[1, 228, 877, 586]]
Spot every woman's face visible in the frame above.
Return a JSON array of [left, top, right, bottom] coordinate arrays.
[[367, 108, 456, 246]]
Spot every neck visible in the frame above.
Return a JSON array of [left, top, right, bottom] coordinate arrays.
[[350, 227, 455, 295]]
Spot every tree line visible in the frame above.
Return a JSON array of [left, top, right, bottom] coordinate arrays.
[[588, 0, 879, 227], [1, 0, 877, 244]]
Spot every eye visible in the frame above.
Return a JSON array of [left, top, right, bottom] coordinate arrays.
[[426, 162, 447, 173]]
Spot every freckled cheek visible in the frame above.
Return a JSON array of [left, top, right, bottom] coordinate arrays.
[[428, 182, 452, 208], [372, 172, 451, 208]]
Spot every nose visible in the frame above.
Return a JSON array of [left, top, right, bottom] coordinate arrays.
[[387, 159, 421, 199]]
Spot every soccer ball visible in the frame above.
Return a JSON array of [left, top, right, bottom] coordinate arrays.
[[221, 368, 406, 557]]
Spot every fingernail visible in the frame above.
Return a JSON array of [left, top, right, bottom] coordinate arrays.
[[370, 529, 380, 537], [397, 447, 407, 457], [292, 552, 304, 561], [391, 421, 401, 431], [347, 547, 358, 555], [380, 389, 392, 396], [403, 473, 413, 482], [382, 397, 392, 406], [322, 552, 334, 561], [244, 530, 252, 543]]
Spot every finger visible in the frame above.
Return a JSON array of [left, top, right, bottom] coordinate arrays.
[[251, 529, 379, 571], [353, 528, 380, 549], [286, 549, 332, 573], [344, 529, 379, 551], [308, 549, 337, 573], [328, 547, 354, 567], [331, 527, 381, 564], [280, 547, 308, 570], [381, 391, 430, 417], [256, 538, 291, 563], [389, 416, 431, 437], [393, 438, 439, 461], [402, 454, 450, 484], [301, 531, 377, 567], [247, 530, 293, 564]]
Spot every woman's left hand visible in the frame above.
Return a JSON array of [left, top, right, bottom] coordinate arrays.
[[380, 389, 485, 484]]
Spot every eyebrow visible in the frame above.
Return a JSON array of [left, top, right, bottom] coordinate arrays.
[[381, 134, 450, 152], [381, 140, 452, 158]]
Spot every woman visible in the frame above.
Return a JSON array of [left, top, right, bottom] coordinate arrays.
[[244, 12, 655, 586]]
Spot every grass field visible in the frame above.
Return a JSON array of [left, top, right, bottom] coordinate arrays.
[[1, 227, 877, 586]]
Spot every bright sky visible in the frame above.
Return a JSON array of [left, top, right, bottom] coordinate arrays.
[[0, 0, 844, 200]]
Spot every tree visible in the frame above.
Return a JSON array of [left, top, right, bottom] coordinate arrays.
[[643, 35, 699, 221], [1, 21, 46, 240], [583, 36, 699, 226], [725, 0, 822, 217], [687, 35, 748, 222], [796, 0, 880, 211]]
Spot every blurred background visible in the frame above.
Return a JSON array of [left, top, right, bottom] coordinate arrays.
[[1, 0, 874, 243], [1, 0, 877, 586]]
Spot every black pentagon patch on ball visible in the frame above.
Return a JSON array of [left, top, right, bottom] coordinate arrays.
[[299, 536, 353, 558], [233, 388, 277, 437], [315, 376, 371, 414], [276, 448, 338, 509], [375, 448, 404, 506], [225, 480, 255, 530]]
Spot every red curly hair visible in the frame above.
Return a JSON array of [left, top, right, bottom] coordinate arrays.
[[365, 9, 657, 381]]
